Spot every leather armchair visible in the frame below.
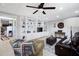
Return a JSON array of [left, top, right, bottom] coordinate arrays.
[[55, 42, 77, 56], [46, 35, 57, 45], [55, 33, 79, 56]]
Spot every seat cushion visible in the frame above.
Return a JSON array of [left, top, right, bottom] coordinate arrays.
[[0, 40, 15, 56]]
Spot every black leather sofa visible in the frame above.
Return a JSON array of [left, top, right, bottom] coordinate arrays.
[[55, 32, 79, 56], [55, 41, 77, 56], [46, 35, 57, 45]]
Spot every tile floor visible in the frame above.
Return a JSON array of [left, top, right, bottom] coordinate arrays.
[[43, 38, 62, 56], [43, 42, 57, 56]]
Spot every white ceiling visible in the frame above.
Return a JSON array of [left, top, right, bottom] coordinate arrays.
[[0, 3, 79, 22]]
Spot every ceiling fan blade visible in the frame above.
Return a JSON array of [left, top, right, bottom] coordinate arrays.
[[42, 11, 46, 14], [43, 7, 56, 9], [26, 5, 38, 9], [33, 10, 38, 14], [38, 3, 44, 8]]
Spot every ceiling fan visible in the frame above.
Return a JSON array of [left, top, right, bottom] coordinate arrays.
[[26, 3, 56, 14]]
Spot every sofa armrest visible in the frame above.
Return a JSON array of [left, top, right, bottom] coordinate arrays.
[[33, 40, 44, 55], [0, 40, 15, 56]]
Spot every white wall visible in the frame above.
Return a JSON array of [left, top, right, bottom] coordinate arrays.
[[16, 16, 24, 39], [46, 20, 64, 36], [46, 17, 79, 38], [64, 17, 79, 37], [16, 16, 50, 40], [0, 12, 50, 40]]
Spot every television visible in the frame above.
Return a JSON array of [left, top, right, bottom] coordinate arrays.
[[37, 27, 43, 32]]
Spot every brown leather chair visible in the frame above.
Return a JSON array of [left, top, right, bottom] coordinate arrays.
[[46, 35, 57, 45], [55, 32, 79, 56]]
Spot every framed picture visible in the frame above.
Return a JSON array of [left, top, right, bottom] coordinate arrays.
[[27, 31, 31, 33]]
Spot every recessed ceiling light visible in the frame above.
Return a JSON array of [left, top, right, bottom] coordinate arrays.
[[74, 11, 79, 13], [59, 7, 63, 10], [56, 16, 59, 18]]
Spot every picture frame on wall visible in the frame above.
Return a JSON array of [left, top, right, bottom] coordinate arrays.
[[27, 31, 31, 33]]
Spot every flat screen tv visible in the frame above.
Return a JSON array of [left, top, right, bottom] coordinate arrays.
[[37, 27, 43, 32]]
